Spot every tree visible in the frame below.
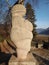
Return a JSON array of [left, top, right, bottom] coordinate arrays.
[[4, 10, 12, 38], [26, 2, 37, 39], [26, 3, 37, 47]]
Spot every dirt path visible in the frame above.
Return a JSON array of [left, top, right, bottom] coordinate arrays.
[[31, 48, 49, 65]]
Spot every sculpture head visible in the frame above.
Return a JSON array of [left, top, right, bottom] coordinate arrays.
[[11, 4, 26, 17]]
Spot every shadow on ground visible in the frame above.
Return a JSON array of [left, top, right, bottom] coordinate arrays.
[[33, 53, 49, 65], [0, 52, 12, 65]]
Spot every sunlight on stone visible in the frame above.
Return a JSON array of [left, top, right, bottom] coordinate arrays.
[[9, 4, 38, 65], [10, 4, 33, 60]]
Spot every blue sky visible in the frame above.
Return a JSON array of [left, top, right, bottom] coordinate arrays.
[[0, 0, 49, 29], [25, 0, 49, 29], [34, 0, 49, 29]]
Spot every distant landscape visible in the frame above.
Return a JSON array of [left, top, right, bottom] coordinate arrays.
[[36, 27, 49, 35], [31, 27, 49, 50]]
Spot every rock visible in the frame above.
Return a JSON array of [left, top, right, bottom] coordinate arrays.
[[0, 41, 9, 53], [12, 17, 33, 31], [10, 4, 33, 59], [0, 40, 16, 54], [11, 4, 26, 17], [9, 53, 38, 65]]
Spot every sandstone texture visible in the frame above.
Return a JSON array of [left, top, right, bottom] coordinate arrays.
[[9, 53, 38, 65], [10, 4, 33, 59]]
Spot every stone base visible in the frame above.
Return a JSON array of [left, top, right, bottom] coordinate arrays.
[[9, 61, 36, 65], [9, 53, 38, 65]]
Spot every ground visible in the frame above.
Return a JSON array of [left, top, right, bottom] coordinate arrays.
[[31, 48, 49, 65]]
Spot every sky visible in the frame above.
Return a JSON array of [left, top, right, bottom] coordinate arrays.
[[35, 0, 49, 29], [0, 0, 49, 29], [25, 0, 49, 29]]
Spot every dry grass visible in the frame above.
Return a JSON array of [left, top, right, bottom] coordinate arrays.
[[35, 34, 49, 42]]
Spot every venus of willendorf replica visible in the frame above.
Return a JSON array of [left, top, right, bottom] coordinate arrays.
[[10, 4, 33, 60]]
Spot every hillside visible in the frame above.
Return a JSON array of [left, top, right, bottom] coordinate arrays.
[[40, 27, 49, 35], [36, 27, 49, 35], [36, 28, 45, 33]]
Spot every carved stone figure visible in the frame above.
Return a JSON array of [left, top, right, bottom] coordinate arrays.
[[10, 4, 33, 60]]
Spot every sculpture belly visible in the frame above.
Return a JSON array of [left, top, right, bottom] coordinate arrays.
[[10, 22, 33, 59]]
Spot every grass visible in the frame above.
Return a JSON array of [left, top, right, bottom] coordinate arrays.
[[36, 34, 49, 42]]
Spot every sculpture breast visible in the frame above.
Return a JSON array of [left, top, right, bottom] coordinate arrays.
[[10, 4, 33, 60]]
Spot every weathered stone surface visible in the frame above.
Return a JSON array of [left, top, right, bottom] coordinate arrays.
[[11, 4, 26, 17], [38, 44, 43, 48], [12, 17, 33, 31], [0, 42, 9, 53], [10, 4, 33, 59], [11, 28, 33, 42], [9, 53, 38, 65]]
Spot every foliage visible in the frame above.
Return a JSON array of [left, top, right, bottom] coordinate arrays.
[[4, 11, 12, 36], [26, 2, 37, 39]]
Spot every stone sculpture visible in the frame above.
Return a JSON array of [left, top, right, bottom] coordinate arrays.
[[10, 4, 33, 60]]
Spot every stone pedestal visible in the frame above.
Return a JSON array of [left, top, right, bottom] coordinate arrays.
[[9, 53, 38, 65]]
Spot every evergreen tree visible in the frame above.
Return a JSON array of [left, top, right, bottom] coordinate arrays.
[[5, 11, 12, 37], [26, 2, 37, 39]]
